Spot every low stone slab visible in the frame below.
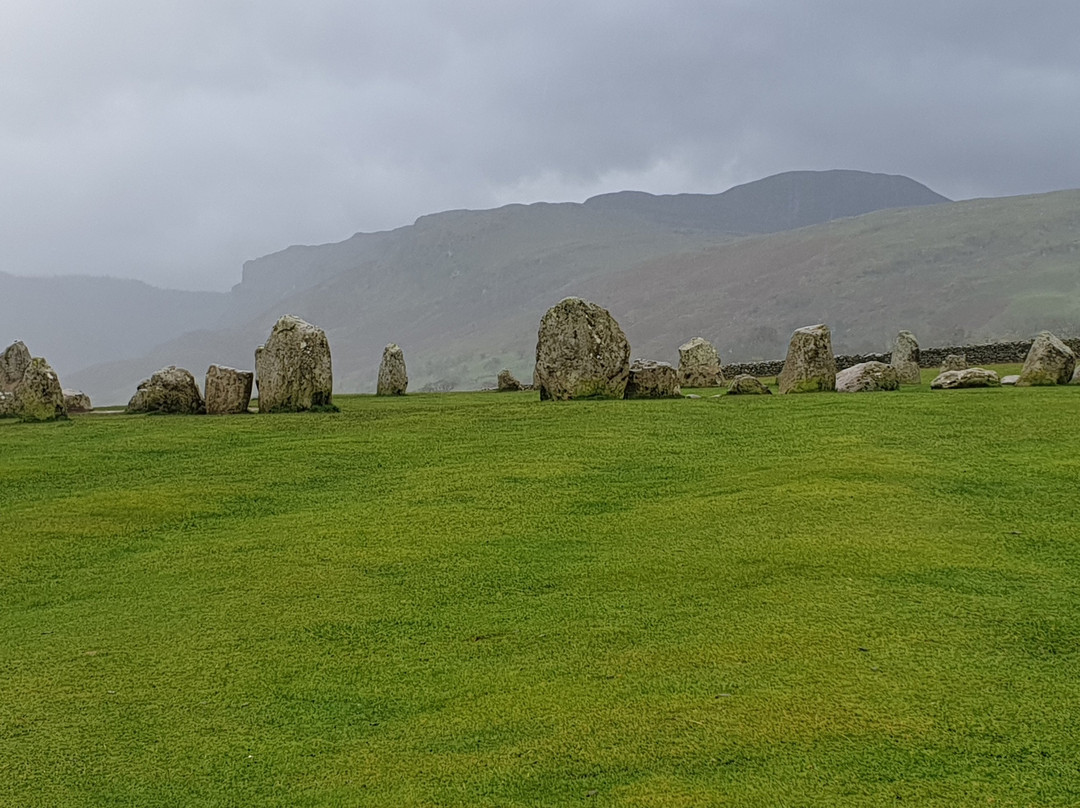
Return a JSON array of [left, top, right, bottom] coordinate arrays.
[[624, 359, 682, 399], [835, 361, 900, 393], [205, 365, 253, 414], [1001, 375, 1020, 385], [727, 374, 771, 395], [930, 368, 1001, 389]]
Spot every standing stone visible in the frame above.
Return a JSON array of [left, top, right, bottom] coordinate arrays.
[[930, 368, 1001, 389], [835, 361, 901, 393], [1, 341, 31, 392], [205, 365, 253, 415], [12, 358, 66, 421], [255, 315, 334, 412], [677, 337, 725, 388], [624, 359, 681, 399], [62, 389, 93, 413], [1016, 330, 1076, 386], [941, 354, 968, 372], [727, 374, 771, 395], [127, 366, 205, 414], [777, 324, 836, 394], [891, 331, 922, 385], [497, 369, 523, 392], [376, 344, 408, 395], [534, 297, 631, 400]]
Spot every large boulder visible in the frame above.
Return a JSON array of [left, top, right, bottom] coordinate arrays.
[[255, 315, 334, 412], [13, 357, 67, 421], [727, 374, 771, 395], [835, 361, 900, 393], [497, 369, 523, 392], [534, 297, 631, 400], [62, 389, 93, 413], [624, 359, 682, 399], [940, 354, 967, 372], [127, 366, 205, 414], [777, 324, 836, 394], [1016, 330, 1075, 386], [205, 365, 253, 415], [677, 337, 725, 388], [376, 343, 408, 395], [930, 368, 1001, 389], [890, 331, 922, 385], [1, 341, 31, 393]]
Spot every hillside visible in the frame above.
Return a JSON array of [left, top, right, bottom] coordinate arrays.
[[51, 170, 952, 403]]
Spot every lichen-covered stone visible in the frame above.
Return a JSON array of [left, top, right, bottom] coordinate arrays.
[[1, 341, 31, 393], [377, 343, 408, 395], [930, 368, 1001, 389], [1016, 330, 1075, 386], [624, 359, 681, 399], [13, 357, 67, 421], [205, 365, 253, 414], [0, 391, 14, 418], [62, 389, 93, 413], [1071, 366, 1080, 385], [534, 297, 630, 400], [727, 374, 771, 395], [127, 366, 205, 414], [677, 337, 724, 388], [255, 315, 334, 412], [497, 369, 523, 392], [778, 324, 836, 394], [891, 331, 922, 385], [835, 361, 900, 393], [940, 354, 968, 372]]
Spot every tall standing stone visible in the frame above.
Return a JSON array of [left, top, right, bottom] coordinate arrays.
[[777, 324, 837, 394], [534, 297, 631, 400], [377, 344, 408, 395], [677, 337, 725, 388], [13, 357, 67, 421], [891, 331, 922, 385], [1016, 330, 1076, 386], [1, 341, 31, 392], [205, 365, 254, 414], [127, 366, 205, 414], [254, 315, 334, 412]]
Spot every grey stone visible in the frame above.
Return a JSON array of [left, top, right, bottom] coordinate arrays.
[[1016, 330, 1075, 386], [677, 337, 725, 388], [1001, 375, 1020, 385], [1071, 366, 1080, 385], [0, 391, 14, 418], [727, 374, 772, 395], [535, 297, 630, 400], [941, 354, 968, 372], [778, 324, 836, 394], [205, 365, 253, 414], [891, 331, 922, 385], [930, 368, 1001, 389], [835, 361, 901, 393], [497, 369, 523, 392], [255, 315, 334, 412], [62, 389, 93, 413], [625, 359, 682, 399], [377, 343, 408, 395], [684, 394, 702, 399], [127, 366, 205, 414], [13, 357, 67, 421], [1, 341, 31, 393]]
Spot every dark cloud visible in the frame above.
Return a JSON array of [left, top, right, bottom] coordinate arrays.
[[2, 1, 1079, 289]]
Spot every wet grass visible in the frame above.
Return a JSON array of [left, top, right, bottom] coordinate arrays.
[[1, 377, 1079, 806]]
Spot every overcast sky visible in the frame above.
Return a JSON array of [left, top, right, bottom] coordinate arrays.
[[3, 1, 1079, 291]]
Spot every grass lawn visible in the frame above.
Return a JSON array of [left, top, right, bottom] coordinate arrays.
[[1, 371, 1078, 806]]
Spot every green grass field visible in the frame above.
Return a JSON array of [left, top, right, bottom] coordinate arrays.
[[2, 371, 1079, 806]]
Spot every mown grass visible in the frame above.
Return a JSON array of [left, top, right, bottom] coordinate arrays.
[[2, 376, 1079, 806]]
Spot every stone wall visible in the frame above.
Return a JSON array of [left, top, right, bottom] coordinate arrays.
[[722, 338, 1080, 379]]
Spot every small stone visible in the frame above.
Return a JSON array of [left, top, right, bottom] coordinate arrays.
[[940, 354, 967, 372], [727, 373, 772, 395], [930, 368, 1000, 389], [684, 394, 702, 399], [1001, 375, 1020, 385], [496, 369, 523, 392], [377, 343, 408, 395], [624, 359, 682, 399], [62, 389, 93, 413]]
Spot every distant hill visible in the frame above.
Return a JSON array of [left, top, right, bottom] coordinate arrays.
[[5, 169, 970, 403]]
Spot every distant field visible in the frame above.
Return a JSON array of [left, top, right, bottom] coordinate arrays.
[[2, 376, 1079, 806]]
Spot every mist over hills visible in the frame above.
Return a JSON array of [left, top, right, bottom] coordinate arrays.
[[12, 168, 1078, 405]]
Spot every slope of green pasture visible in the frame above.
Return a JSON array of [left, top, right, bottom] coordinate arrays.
[[1, 386, 1079, 806]]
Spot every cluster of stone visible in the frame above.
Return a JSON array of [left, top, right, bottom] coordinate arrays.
[[1, 340, 69, 421], [377, 343, 408, 395]]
